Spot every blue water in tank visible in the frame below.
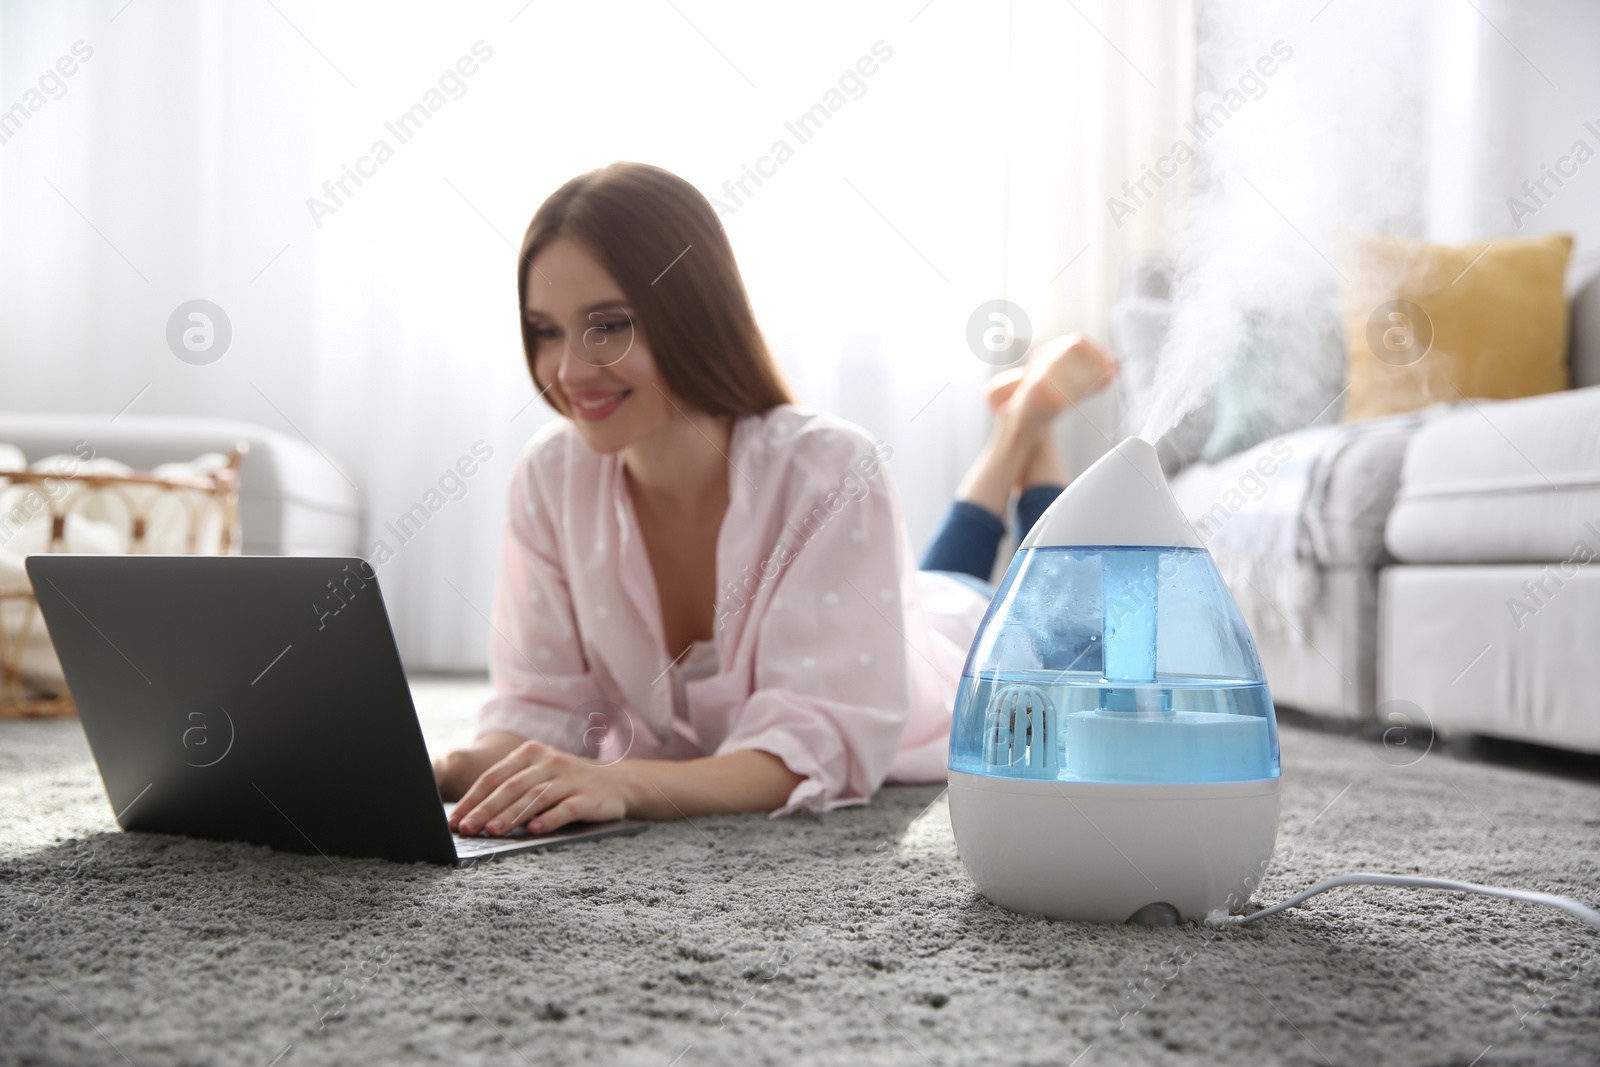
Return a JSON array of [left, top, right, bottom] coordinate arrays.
[[948, 546, 1280, 785]]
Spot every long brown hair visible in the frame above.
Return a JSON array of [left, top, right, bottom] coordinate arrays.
[[517, 162, 795, 418]]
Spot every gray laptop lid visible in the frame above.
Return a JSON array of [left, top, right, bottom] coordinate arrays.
[[27, 554, 459, 865]]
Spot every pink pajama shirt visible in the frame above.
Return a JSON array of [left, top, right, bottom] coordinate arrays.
[[476, 404, 989, 815]]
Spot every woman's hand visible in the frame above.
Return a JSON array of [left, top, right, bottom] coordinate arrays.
[[443, 738, 804, 835], [432, 731, 525, 802], [448, 740, 630, 836]]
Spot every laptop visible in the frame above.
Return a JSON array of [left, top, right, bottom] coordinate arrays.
[[26, 554, 647, 867]]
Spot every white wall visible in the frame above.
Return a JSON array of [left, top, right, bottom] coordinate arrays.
[[0, 0, 1188, 669], [1427, 0, 1600, 287]]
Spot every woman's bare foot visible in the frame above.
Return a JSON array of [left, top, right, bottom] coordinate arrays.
[[977, 335, 1110, 496], [1007, 334, 1119, 426]]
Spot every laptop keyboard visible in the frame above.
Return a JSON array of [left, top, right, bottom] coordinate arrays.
[[453, 834, 515, 855]]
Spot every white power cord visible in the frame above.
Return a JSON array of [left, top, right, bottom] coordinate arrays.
[[1207, 872, 1600, 931]]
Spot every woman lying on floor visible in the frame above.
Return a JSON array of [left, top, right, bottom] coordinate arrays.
[[433, 162, 1117, 835]]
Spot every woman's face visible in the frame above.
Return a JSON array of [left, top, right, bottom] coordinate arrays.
[[524, 236, 676, 454]]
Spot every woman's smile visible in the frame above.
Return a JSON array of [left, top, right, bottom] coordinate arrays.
[[568, 387, 633, 421]]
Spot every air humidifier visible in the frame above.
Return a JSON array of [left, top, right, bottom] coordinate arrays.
[[947, 436, 1280, 924]]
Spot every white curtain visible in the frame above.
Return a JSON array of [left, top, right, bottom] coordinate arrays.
[[1424, 0, 1600, 271], [1, 0, 1192, 669]]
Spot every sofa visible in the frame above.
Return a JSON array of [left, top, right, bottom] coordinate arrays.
[[1381, 382, 1600, 753], [1110, 261, 1600, 754], [0, 413, 364, 557]]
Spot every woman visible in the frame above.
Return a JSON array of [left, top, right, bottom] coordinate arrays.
[[434, 162, 1116, 836]]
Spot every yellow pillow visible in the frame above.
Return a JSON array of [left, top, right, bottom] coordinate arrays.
[[1336, 231, 1572, 422]]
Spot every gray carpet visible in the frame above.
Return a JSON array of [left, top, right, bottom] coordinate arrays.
[[3, 678, 1598, 1067]]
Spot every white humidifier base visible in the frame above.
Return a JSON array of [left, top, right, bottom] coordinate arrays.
[[947, 771, 1280, 924]]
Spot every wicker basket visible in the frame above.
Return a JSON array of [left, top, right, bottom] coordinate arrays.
[[0, 442, 247, 718]]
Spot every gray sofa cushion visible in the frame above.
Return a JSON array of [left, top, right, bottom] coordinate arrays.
[[1386, 386, 1600, 565], [1571, 269, 1600, 390]]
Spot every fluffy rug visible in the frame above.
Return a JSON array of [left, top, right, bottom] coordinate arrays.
[[2, 679, 1598, 1067]]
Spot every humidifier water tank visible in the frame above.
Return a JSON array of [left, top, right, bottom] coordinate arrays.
[[946, 436, 1280, 924]]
